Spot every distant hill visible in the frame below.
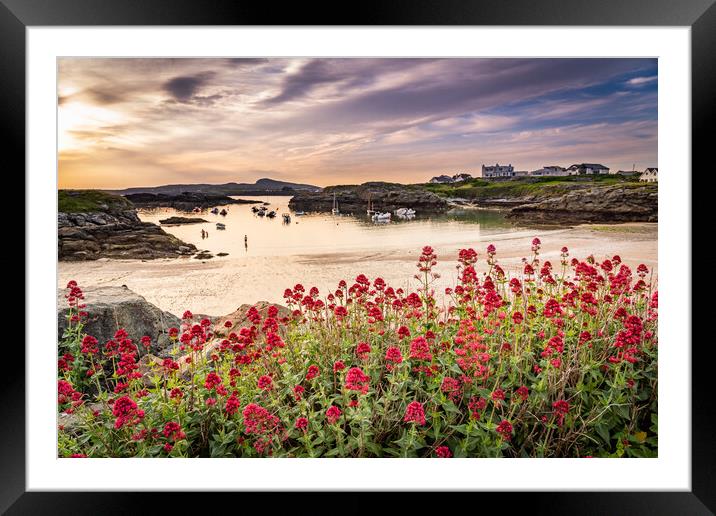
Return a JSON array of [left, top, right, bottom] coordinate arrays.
[[110, 178, 321, 196]]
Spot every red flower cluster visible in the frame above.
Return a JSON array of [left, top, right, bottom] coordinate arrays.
[[345, 367, 370, 394], [404, 401, 426, 426]]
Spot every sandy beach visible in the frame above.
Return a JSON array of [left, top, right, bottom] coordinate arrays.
[[58, 222, 657, 317]]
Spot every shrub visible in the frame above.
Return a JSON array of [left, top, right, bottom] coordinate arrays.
[[58, 240, 657, 458]]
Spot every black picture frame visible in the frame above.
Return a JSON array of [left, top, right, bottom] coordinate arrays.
[[4, 0, 709, 513]]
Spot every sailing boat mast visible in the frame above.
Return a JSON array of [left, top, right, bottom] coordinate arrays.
[[332, 192, 340, 215]]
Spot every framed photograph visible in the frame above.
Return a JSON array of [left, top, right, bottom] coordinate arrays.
[[7, 0, 710, 512]]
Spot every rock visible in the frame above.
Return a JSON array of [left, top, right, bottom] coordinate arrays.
[[216, 252, 229, 257], [288, 182, 449, 214], [124, 192, 262, 211], [57, 285, 181, 355], [194, 251, 214, 260], [58, 193, 198, 261], [507, 184, 658, 223], [159, 216, 209, 225]]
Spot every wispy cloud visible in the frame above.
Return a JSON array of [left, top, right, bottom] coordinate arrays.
[[627, 75, 657, 86]]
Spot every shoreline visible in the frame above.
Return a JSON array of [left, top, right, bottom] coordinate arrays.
[[58, 222, 657, 317]]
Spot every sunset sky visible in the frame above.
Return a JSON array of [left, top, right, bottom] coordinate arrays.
[[58, 58, 657, 189]]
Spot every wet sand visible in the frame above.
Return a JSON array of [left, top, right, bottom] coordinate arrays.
[[58, 223, 657, 317]]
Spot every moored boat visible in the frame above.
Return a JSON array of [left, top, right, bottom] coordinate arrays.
[[216, 222, 226, 230]]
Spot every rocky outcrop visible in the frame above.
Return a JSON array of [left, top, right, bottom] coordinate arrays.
[[288, 182, 449, 214], [507, 184, 658, 223], [57, 285, 181, 356], [159, 216, 209, 225], [59, 207, 197, 261], [124, 192, 261, 211]]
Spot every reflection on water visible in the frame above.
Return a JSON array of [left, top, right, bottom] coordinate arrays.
[[137, 196, 520, 258]]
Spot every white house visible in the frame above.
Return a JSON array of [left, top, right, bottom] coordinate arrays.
[[452, 173, 473, 182], [566, 163, 610, 175], [640, 167, 658, 182], [429, 175, 454, 184], [482, 163, 515, 178], [531, 165, 569, 177]]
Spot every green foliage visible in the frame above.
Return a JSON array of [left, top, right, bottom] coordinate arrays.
[[58, 190, 133, 213]]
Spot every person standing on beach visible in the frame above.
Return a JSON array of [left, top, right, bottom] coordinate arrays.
[[244, 234, 248, 250]]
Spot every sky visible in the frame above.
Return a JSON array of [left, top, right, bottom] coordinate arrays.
[[58, 58, 657, 189]]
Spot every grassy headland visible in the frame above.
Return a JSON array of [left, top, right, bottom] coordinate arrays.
[[422, 175, 646, 201], [59, 190, 133, 213]]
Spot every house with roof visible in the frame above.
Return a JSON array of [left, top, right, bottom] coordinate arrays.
[[482, 163, 515, 178], [429, 175, 454, 184], [452, 173, 473, 182], [640, 167, 658, 182], [530, 165, 569, 177], [565, 163, 610, 175]]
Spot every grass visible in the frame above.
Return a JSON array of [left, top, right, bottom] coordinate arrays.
[[59, 190, 133, 213], [421, 175, 646, 201]]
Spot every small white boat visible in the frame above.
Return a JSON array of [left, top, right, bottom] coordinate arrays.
[[372, 212, 391, 221], [331, 193, 340, 215], [394, 207, 416, 217], [294, 211, 306, 216], [216, 222, 226, 230]]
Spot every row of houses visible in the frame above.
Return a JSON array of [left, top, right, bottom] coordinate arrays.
[[430, 164, 658, 183]]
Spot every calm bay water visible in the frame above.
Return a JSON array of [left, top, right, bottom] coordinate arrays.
[[137, 195, 520, 258], [59, 196, 656, 315]]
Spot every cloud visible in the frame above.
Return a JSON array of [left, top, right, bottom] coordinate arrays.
[[58, 57, 658, 188], [627, 76, 657, 86], [163, 72, 216, 102], [225, 58, 269, 67]]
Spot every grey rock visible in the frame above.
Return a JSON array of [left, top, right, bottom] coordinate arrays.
[[57, 285, 181, 355]]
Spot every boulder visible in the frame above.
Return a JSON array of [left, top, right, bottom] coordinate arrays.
[[508, 184, 658, 223], [57, 285, 181, 355]]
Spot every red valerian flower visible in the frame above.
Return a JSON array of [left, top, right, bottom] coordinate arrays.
[[385, 346, 403, 371], [435, 446, 452, 458], [409, 336, 432, 361], [111, 396, 144, 429], [81, 335, 98, 354], [404, 401, 426, 426], [552, 399, 570, 426], [515, 386, 529, 402], [356, 341, 371, 360], [293, 385, 305, 401], [491, 388, 505, 403], [306, 365, 320, 381], [345, 367, 370, 394], [397, 325, 411, 339], [295, 417, 309, 431], [496, 420, 513, 441], [440, 377, 461, 401], [162, 421, 186, 441], [333, 360, 346, 373], [204, 372, 222, 391], [257, 375, 273, 391], [182, 310, 193, 320], [326, 405, 342, 424], [225, 392, 241, 415]]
